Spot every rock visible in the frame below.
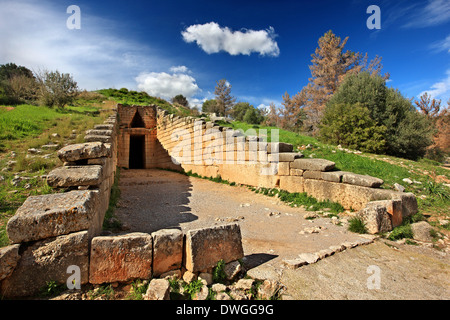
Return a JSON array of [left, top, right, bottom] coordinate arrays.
[[184, 223, 244, 272], [342, 173, 384, 188], [198, 272, 213, 285], [257, 280, 281, 300], [160, 269, 182, 280], [229, 288, 248, 300], [266, 142, 294, 153], [6, 190, 99, 243], [84, 135, 112, 143], [394, 183, 405, 192], [411, 221, 433, 242], [27, 148, 41, 154], [291, 158, 335, 172], [317, 248, 334, 259], [41, 143, 59, 149], [193, 285, 209, 300], [402, 178, 413, 184], [303, 212, 319, 219], [0, 244, 21, 281], [268, 152, 303, 162], [143, 279, 170, 300], [211, 283, 227, 292], [298, 252, 319, 264], [89, 232, 153, 284], [46, 165, 103, 188], [357, 202, 393, 234], [57, 142, 110, 162], [0, 231, 89, 298], [235, 279, 254, 291], [182, 270, 197, 284], [282, 258, 308, 269], [224, 260, 242, 280], [152, 229, 183, 276], [216, 292, 231, 300]]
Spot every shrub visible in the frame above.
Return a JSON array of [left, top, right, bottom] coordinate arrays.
[[36, 70, 78, 108], [319, 102, 386, 153], [348, 217, 367, 234], [326, 72, 434, 159]]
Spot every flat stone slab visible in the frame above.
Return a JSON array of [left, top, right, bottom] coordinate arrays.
[[6, 190, 99, 243], [0, 231, 89, 298], [84, 134, 112, 143], [46, 165, 103, 188], [89, 232, 153, 284], [342, 172, 384, 188], [291, 158, 335, 171], [152, 229, 183, 276], [268, 152, 303, 162], [266, 142, 294, 154], [85, 129, 113, 136], [58, 141, 110, 162], [184, 223, 244, 272]]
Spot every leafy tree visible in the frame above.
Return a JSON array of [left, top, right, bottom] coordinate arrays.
[[202, 99, 219, 114], [242, 107, 264, 125], [324, 72, 434, 159], [319, 102, 386, 153], [214, 79, 235, 116], [36, 70, 78, 108], [172, 94, 189, 107], [0, 63, 36, 104]]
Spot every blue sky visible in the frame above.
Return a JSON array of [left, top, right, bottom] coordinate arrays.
[[1, 0, 449, 110]]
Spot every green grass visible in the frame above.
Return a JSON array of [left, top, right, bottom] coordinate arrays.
[[219, 120, 450, 218]]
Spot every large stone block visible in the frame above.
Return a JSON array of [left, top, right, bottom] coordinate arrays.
[[89, 232, 153, 284], [279, 175, 304, 193], [291, 158, 335, 171], [265, 142, 293, 153], [84, 134, 112, 143], [57, 142, 110, 162], [0, 231, 89, 298], [357, 202, 393, 234], [152, 229, 183, 277], [342, 172, 384, 188], [184, 223, 244, 272], [268, 152, 302, 162], [7, 190, 99, 243], [0, 244, 20, 281], [46, 165, 103, 188]]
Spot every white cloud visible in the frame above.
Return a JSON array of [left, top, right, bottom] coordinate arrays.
[[181, 22, 280, 57], [430, 34, 450, 53], [135, 71, 199, 101], [170, 65, 190, 73], [419, 69, 450, 101], [403, 0, 450, 28], [0, 0, 169, 90]]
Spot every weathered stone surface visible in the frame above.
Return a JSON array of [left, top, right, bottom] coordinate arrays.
[[152, 228, 183, 276], [411, 221, 433, 242], [268, 152, 302, 162], [143, 279, 170, 300], [276, 162, 290, 176], [84, 134, 112, 143], [57, 142, 110, 162], [89, 232, 153, 284], [342, 173, 384, 188], [290, 168, 304, 176], [303, 170, 322, 180], [370, 199, 403, 227], [298, 252, 319, 264], [0, 231, 89, 298], [357, 202, 393, 234], [282, 258, 308, 269], [321, 171, 347, 183], [0, 244, 20, 281], [279, 175, 304, 193], [266, 142, 294, 153], [7, 190, 99, 243], [47, 165, 103, 188], [182, 270, 197, 283], [224, 260, 242, 280], [85, 129, 113, 136], [291, 158, 335, 171], [258, 280, 282, 300], [94, 124, 114, 130], [184, 223, 244, 272]]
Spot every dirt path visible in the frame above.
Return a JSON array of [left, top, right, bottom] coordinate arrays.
[[115, 169, 450, 300]]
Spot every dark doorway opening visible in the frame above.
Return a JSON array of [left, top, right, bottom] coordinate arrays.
[[129, 135, 145, 169]]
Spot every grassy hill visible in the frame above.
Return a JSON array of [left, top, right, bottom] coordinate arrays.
[[219, 121, 450, 221]]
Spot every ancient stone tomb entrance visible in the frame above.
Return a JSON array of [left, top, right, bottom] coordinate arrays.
[[117, 104, 179, 170]]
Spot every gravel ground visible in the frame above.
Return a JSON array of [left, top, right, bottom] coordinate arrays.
[[114, 169, 450, 300]]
